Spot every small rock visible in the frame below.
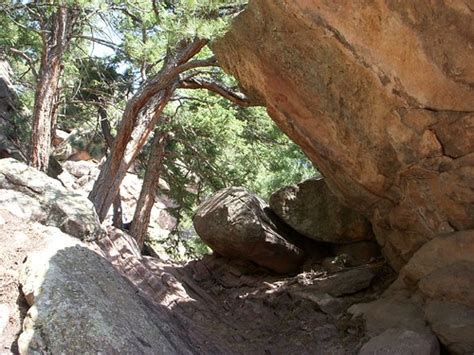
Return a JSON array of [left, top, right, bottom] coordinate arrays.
[[348, 295, 430, 336], [332, 241, 380, 267], [62, 160, 98, 178], [301, 267, 375, 297], [291, 292, 349, 316], [56, 169, 77, 190], [322, 256, 347, 273], [359, 328, 439, 355]]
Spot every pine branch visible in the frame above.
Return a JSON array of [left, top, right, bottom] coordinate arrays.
[[178, 77, 254, 107], [7, 48, 38, 78]]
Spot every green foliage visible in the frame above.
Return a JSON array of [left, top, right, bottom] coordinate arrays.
[[154, 87, 315, 253], [2, 1, 317, 261]]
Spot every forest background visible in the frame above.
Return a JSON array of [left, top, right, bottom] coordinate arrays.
[[0, 0, 315, 258]]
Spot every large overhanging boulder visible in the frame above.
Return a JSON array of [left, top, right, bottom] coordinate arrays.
[[212, 0, 474, 269]]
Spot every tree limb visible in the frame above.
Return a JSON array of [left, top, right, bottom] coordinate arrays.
[[177, 56, 217, 73], [8, 48, 38, 78], [178, 77, 254, 107], [75, 35, 123, 52]]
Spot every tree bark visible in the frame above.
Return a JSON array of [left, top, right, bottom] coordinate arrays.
[[90, 87, 174, 221], [89, 38, 213, 221], [130, 126, 168, 249], [99, 106, 124, 228], [30, 6, 75, 172]]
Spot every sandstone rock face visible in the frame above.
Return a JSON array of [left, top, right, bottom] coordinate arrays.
[[0, 60, 23, 161], [213, 0, 474, 269], [401, 230, 474, 285], [419, 261, 474, 309], [270, 178, 373, 243], [397, 230, 474, 353], [348, 294, 431, 337], [18, 227, 193, 354], [295, 266, 375, 297], [193, 187, 305, 273], [0, 158, 104, 240]]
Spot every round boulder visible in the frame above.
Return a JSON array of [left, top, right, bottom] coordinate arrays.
[[193, 187, 305, 273], [269, 178, 373, 243]]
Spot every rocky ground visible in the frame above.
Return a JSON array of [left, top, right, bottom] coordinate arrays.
[[0, 158, 401, 354], [1, 158, 472, 354], [0, 216, 394, 354]]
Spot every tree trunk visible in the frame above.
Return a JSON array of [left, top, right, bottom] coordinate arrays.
[[99, 106, 124, 228], [89, 38, 212, 221], [130, 127, 168, 249], [30, 6, 75, 172], [90, 87, 174, 221]]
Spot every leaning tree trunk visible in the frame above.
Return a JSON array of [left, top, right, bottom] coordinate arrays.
[[90, 87, 174, 221], [89, 38, 213, 221], [99, 106, 124, 228], [30, 6, 75, 172], [130, 127, 168, 249]]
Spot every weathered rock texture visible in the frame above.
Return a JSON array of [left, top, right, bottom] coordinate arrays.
[[213, 0, 474, 269], [0, 60, 15, 126], [0, 158, 105, 240], [18, 226, 194, 355], [270, 178, 373, 243], [0, 60, 23, 160], [401, 229, 474, 286], [398, 229, 474, 353], [193, 187, 305, 273], [0, 157, 386, 354], [359, 328, 439, 355]]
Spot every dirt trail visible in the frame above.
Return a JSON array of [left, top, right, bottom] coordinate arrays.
[[94, 228, 394, 354], [1, 216, 394, 354]]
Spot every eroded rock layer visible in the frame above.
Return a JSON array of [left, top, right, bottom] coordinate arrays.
[[212, 0, 474, 269]]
